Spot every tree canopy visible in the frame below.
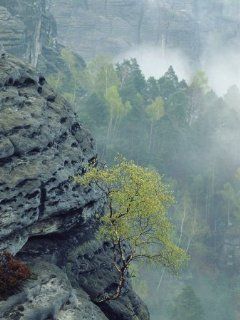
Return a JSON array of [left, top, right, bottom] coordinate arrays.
[[76, 158, 187, 301]]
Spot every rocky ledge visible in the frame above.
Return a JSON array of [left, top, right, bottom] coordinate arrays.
[[0, 55, 149, 320]]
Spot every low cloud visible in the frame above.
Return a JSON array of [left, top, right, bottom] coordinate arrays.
[[116, 45, 240, 97], [116, 46, 192, 82], [202, 48, 240, 96]]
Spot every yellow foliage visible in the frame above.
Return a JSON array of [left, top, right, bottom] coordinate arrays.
[[75, 158, 187, 273]]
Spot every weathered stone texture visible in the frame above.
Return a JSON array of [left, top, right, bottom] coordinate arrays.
[[17, 226, 150, 320], [0, 55, 149, 320], [49, 0, 240, 63], [0, 55, 104, 254], [0, 0, 57, 67], [0, 0, 86, 80], [0, 260, 109, 320], [48, 0, 200, 61]]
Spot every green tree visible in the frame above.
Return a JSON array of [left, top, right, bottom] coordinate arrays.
[[146, 96, 165, 152], [171, 286, 204, 320], [188, 70, 209, 125], [47, 48, 86, 108], [61, 48, 84, 104], [116, 58, 146, 100], [105, 85, 131, 142], [158, 66, 180, 99], [220, 171, 240, 226], [82, 93, 108, 128], [81, 56, 120, 96], [191, 71, 209, 93], [76, 158, 187, 302]]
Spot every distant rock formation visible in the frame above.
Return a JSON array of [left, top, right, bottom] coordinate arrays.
[[49, 0, 240, 64], [0, 55, 149, 320], [0, 0, 55, 66], [0, 0, 85, 77]]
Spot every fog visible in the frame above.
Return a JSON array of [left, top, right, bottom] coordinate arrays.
[[113, 10, 240, 319], [116, 46, 192, 83], [118, 45, 240, 96], [4, 0, 240, 320], [202, 48, 240, 96]]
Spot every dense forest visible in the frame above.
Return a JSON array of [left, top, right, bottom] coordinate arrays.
[[47, 50, 240, 319]]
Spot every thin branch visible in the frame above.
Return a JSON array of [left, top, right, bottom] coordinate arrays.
[[94, 237, 133, 303]]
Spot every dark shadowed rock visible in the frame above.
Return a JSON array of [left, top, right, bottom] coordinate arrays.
[[0, 0, 57, 68], [66, 239, 150, 320]]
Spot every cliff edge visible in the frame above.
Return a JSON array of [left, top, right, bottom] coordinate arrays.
[[0, 55, 149, 320]]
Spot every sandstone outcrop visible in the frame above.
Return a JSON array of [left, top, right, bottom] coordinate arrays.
[[0, 0, 85, 79], [0, 55, 149, 320], [0, 260, 108, 320], [49, 0, 240, 64], [49, 0, 200, 61], [0, 55, 103, 254]]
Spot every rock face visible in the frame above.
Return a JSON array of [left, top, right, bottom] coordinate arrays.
[[0, 55, 102, 254], [17, 228, 149, 320], [0, 0, 56, 67], [0, 0, 85, 77], [0, 260, 108, 320], [0, 55, 149, 320], [48, 0, 240, 63], [0, 5, 25, 58], [48, 0, 200, 61]]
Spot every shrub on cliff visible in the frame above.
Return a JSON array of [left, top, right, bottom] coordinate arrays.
[[0, 252, 31, 299], [76, 157, 187, 302]]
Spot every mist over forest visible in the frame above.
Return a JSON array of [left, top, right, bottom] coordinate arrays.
[[48, 1, 240, 319], [1, 1, 240, 319]]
